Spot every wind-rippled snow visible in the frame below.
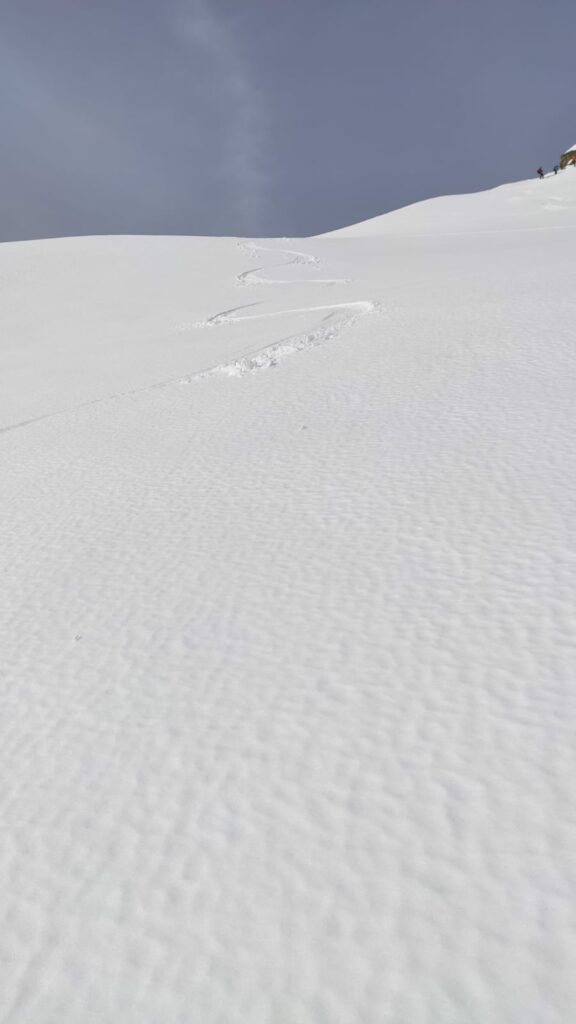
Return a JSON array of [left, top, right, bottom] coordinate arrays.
[[1, 173, 576, 1023]]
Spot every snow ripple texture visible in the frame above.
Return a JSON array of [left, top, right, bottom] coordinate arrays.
[[2, 172, 576, 1024]]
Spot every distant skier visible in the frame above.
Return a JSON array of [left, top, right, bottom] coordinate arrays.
[[537, 167, 545, 179], [554, 165, 559, 175]]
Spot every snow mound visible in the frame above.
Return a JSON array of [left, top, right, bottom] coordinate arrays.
[[323, 168, 576, 235]]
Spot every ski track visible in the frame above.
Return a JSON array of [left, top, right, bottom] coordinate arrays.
[[0, 242, 377, 436], [192, 240, 376, 378], [235, 241, 349, 287], [196, 301, 375, 378]]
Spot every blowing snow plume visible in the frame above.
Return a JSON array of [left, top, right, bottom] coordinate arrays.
[[178, 0, 268, 233]]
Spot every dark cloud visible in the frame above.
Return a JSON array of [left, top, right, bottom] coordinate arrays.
[[0, 0, 574, 240]]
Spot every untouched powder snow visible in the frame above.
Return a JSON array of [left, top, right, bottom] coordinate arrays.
[[1, 172, 576, 1023]]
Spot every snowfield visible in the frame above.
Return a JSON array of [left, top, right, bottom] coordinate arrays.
[[2, 173, 576, 1023]]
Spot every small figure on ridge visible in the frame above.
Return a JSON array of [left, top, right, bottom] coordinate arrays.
[[537, 167, 545, 179]]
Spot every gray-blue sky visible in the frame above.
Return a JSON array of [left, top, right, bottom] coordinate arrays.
[[1, 0, 575, 240]]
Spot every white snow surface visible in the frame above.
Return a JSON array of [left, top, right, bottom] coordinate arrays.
[[2, 172, 576, 1023]]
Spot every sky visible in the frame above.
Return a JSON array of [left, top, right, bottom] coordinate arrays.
[[0, 0, 575, 240]]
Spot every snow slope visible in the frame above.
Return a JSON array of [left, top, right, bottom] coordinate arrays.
[[2, 171, 576, 1023]]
